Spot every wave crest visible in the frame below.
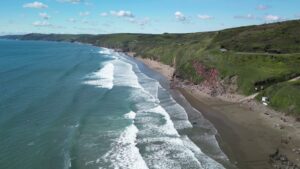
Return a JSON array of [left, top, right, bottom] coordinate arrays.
[[83, 63, 114, 89]]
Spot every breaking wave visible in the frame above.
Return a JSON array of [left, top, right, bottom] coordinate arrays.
[[83, 48, 227, 169], [83, 63, 114, 89]]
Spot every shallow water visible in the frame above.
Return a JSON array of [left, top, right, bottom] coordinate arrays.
[[0, 39, 230, 169]]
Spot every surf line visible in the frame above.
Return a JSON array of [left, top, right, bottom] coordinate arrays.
[[98, 111, 149, 169]]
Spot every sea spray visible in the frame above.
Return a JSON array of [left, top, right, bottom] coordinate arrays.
[[124, 111, 136, 119]]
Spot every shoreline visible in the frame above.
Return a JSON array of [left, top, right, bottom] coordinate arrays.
[[134, 55, 300, 169]]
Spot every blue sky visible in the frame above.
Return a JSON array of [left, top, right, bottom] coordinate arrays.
[[0, 0, 299, 35]]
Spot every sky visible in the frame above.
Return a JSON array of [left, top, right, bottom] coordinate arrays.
[[0, 0, 300, 35]]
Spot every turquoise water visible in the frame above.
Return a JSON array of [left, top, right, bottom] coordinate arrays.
[[0, 39, 228, 169]]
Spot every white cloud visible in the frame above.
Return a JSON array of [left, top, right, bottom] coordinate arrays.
[[81, 19, 89, 24], [33, 21, 51, 27], [23, 1, 48, 9], [264, 15, 281, 22], [58, 0, 81, 3], [100, 12, 108, 17], [127, 17, 150, 26], [79, 11, 90, 16], [234, 14, 256, 20], [105, 10, 149, 26], [175, 11, 186, 21], [197, 14, 213, 20], [110, 10, 134, 18], [138, 18, 150, 26], [32, 21, 64, 29], [68, 18, 76, 23], [80, 19, 98, 26], [256, 4, 269, 10], [39, 12, 50, 19]]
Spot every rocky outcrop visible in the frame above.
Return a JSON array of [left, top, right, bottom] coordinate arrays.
[[192, 61, 223, 96], [192, 61, 238, 96], [220, 75, 238, 94], [269, 149, 300, 169]]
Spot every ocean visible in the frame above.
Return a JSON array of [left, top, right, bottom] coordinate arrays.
[[0, 39, 231, 169]]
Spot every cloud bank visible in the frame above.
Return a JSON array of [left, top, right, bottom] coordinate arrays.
[[23, 1, 48, 9]]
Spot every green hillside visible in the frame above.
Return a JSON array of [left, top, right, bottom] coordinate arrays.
[[258, 80, 300, 115], [2, 20, 300, 115], [210, 20, 300, 53]]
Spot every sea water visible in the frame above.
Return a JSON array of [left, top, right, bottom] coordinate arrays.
[[0, 39, 229, 169]]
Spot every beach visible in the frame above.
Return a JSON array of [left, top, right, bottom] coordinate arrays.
[[1, 40, 231, 169], [135, 56, 300, 169], [1, 38, 299, 169]]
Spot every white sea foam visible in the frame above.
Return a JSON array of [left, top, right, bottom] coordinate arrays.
[[84, 63, 114, 89], [125, 62, 225, 168], [87, 52, 227, 169], [112, 59, 159, 105], [138, 137, 204, 169], [112, 60, 143, 89], [197, 134, 230, 162], [143, 105, 179, 136], [181, 135, 225, 169], [85, 160, 94, 166], [134, 104, 221, 169], [163, 96, 193, 129], [63, 151, 72, 169], [100, 123, 149, 169], [27, 141, 35, 146], [99, 48, 113, 55], [140, 80, 160, 100], [137, 135, 225, 169], [99, 48, 120, 60], [124, 111, 136, 120]]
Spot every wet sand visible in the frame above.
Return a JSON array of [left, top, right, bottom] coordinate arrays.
[[179, 88, 278, 169], [136, 57, 175, 81]]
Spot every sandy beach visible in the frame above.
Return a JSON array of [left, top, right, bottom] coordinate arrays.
[[136, 56, 300, 169]]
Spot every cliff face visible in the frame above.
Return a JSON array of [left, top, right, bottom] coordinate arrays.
[[193, 61, 219, 87], [192, 62, 223, 96]]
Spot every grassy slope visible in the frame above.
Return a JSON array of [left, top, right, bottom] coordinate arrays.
[[258, 80, 300, 115], [199, 50, 300, 94], [2, 20, 300, 115], [210, 20, 300, 53]]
